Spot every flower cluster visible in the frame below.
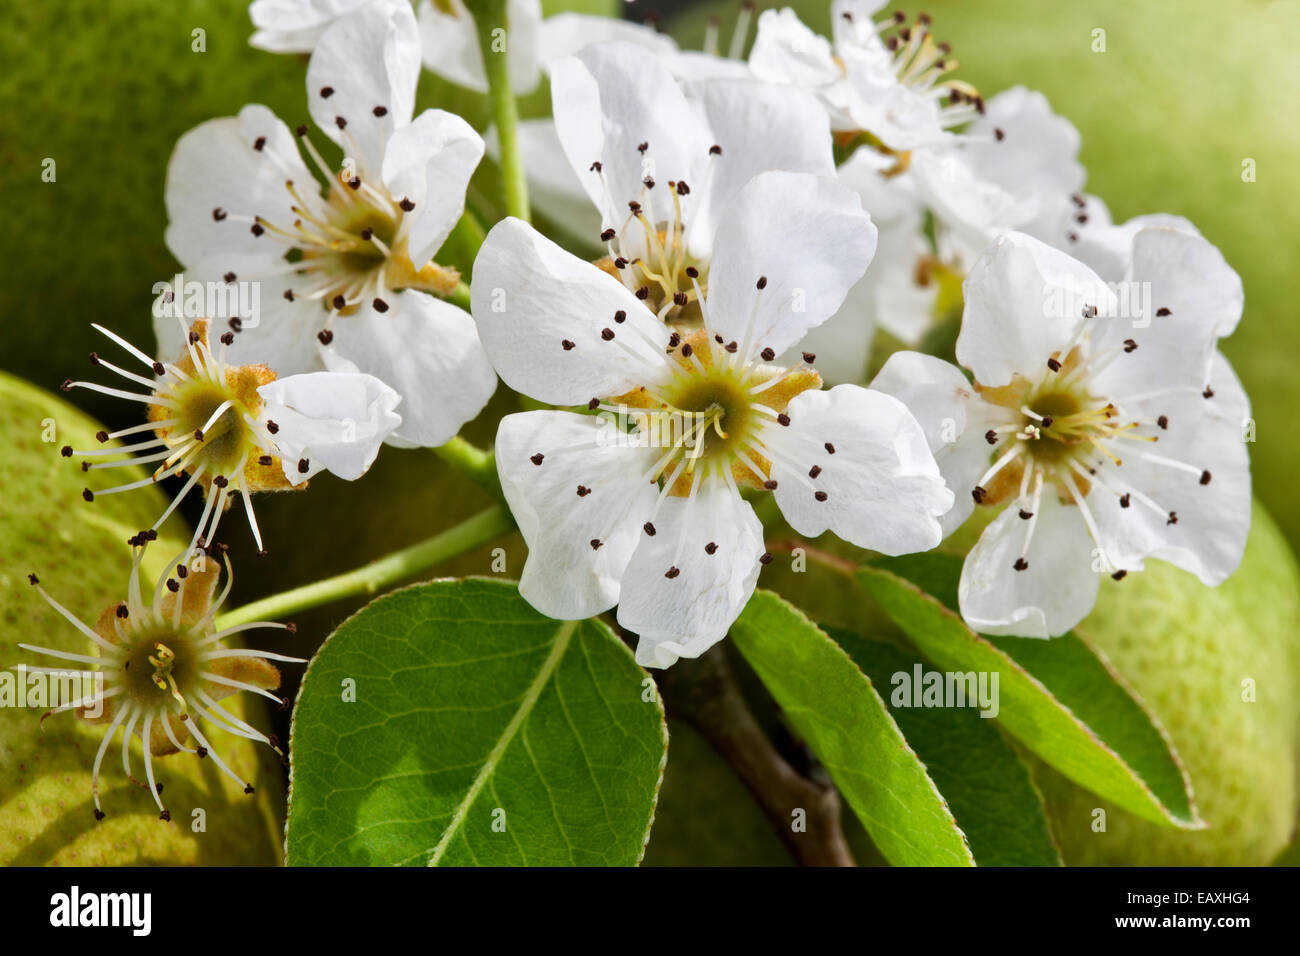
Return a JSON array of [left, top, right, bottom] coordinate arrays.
[[27, 0, 1254, 820]]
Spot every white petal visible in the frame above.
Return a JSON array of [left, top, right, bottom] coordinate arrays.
[[749, 8, 842, 89], [320, 290, 497, 448], [1089, 351, 1250, 585], [550, 42, 714, 231], [1067, 202, 1199, 282], [956, 231, 1116, 388], [766, 384, 952, 554], [618, 481, 765, 669], [164, 105, 312, 267], [958, 493, 1099, 638], [680, 77, 835, 256], [417, 0, 542, 94], [497, 410, 661, 620], [471, 217, 674, 405], [257, 371, 401, 483], [910, 147, 1038, 256], [248, 0, 374, 53], [870, 351, 1004, 537], [307, 0, 420, 178], [705, 171, 876, 359], [381, 109, 484, 267]]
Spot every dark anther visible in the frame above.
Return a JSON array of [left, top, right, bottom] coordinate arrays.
[[1203, 386, 1215, 399], [972, 485, 988, 503], [985, 429, 998, 445], [373, 297, 389, 313], [628, 201, 642, 215], [332, 294, 347, 309], [82, 488, 94, 502], [373, 105, 388, 116], [1157, 415, 1169, 429], [284, 289, 295, 301], [348, 177, 361, 190], [531, 453, 545, 466], [994, 127, 1005, 141], [777, 413, 791, 426], [809, 465, 822, 479], [643, 176, 656, 188], [562, 339, 575, 351], [1111, 569, 1128, 581], [756, 276, 768, 290], [725, 341, 738, 353], [637, 141, 649, 153], [676, 181, 690, 195], [668, 332, 681, 348], [253, 136, 267, 151], [664, 567, 680, 579], [166, 578, 179, 593], [814, 491, 829, 502], [761, 347, 775, 361], [212, 207, 227, 221], [320, 86, 334, 97], [635, 287, 649, 300], [27, 573, 39, 585], [258, 455, 273, 466], [399, 198, 416, 212], [588, 398, 599, 410], [296, 124, 308, 137], [613, 257, 628, 269], [1200, 470, 1212, 485], [825, 442, 836, 454], [802, 352, 816, 363], [96, 430, 109, 442], [297, 458, 310, 474], [1013, 557, 1029, 571], [60, 445, 72, 457], [601, 328, 615, 341], [643, 522, 656, 536], [334, 116, 347, 130], [318, 329, 334, 345], [244, 785, 255, 795], [1119, 493, 1131, 508], [590, 161, 602, 172], [763, 479, 778, 490], [220, 331, 235, 345], [267, 419, 279, 433], [1019, 509, 1033, 520], [223, 271, 237, 284], [1123, 339, 1138, 353], [705, 542, 718, 555], [673, 292, 689, 306], [685, 266, 699, 278], [759, 552, 773, 565], [590, 539, 602, 550], [614, 310, 627, 324], [576, 485, 591, 497], [1041, 415, 1054, 428], [1047, 357, 1062, 372], [94, 809, 105, 821], [1156, 307, 1171, 317], [1167, 511, 1179, 525], [213, 475, 229, 489], [601, 228, 616, 242], [709, 144, 722, 155], [116, 603, 129, 619], [681, 343, 693, 358], [250, 223, 265, 236]]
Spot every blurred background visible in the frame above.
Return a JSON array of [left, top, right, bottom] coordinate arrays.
[[3, 0, 1297, 866]]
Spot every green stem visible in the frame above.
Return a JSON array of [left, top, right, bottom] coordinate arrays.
[[472, 0, 529, 222], [215, 505, 514, 629], [447, 281, 472, 313], [434, 435, 500, 498]]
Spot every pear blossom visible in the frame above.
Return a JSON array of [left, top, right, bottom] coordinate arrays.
[[547, 41, 837, 328], [21, 543, 302, 820], [473, 170, 952, 667], [62, 319, 399, 556], [750, 1, 982, 152], [872, 229, 1250, 637], [166, 0, 497, 448]]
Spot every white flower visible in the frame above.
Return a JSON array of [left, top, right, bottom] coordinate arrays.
[[546, 41, 837, 326], [750, 1, 981, 151], [873, 229, 1251, 637], [166, 0, 497, 448], [62, 319, 399, 556], [472, 170, 952, 668], [910, 86, 1087, 262], [21, 543, 302, 820], [417, 0, 544, 94]]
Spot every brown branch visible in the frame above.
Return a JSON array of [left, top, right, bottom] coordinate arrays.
[[658, 646, 856, 867]]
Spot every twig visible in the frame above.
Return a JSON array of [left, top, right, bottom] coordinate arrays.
[[658, 646, 856, 866]]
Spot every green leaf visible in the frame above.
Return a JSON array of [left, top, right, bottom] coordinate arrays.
[[730, 591, 974, 866], [858, 554, 1202, 829], [285, 579, 667, 866], [828, 627, 1061, 866], [0, 372, 283, 865]]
